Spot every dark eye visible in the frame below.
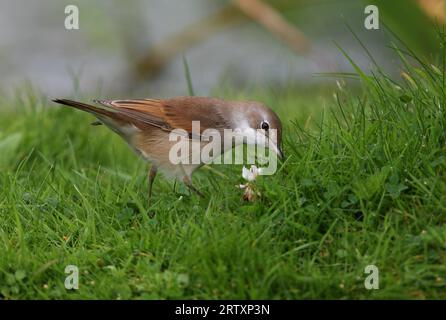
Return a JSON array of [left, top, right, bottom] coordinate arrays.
[[261, 121, 269, 131]]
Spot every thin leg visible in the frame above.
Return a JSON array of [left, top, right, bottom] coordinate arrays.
[[148, 165, 158, 207], [183, 175, 204, 197], [179, 164, 204, 197]]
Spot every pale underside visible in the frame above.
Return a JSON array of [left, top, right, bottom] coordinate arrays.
[[102, 118, 239, 181]]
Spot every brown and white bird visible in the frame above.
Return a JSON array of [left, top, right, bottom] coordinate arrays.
[[53, 97, 283, 204]]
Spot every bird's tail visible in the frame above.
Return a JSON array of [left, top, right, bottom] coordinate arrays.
[[53, 98, 142, 138], [53, 99, 115, 119]]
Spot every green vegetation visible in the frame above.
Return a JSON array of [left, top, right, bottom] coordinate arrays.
[[0, 38, 445, 299]]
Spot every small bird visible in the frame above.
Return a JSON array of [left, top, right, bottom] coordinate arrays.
[[53, 97, 283, 205]]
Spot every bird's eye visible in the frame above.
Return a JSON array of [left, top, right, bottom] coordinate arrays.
[[261, 121, 269, 131]]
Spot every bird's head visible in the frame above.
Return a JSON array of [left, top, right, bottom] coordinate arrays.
[[231, 101, 283, 159]]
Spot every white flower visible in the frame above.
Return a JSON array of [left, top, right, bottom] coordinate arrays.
[[239, 165, 263, 202], [242, 165, 262, 181]]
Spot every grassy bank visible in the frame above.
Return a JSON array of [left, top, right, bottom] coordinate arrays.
[[0, 43, 445, 299]]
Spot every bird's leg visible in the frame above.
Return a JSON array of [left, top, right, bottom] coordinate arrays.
[[179, 165, 204, 197], [182, 176, 204, 197], [148, 165, 158, 207]]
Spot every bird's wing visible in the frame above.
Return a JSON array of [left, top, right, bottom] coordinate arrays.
[[95, 98, 229, 135], [93, 99, 172, 131]]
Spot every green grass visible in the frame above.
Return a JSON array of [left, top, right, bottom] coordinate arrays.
[[1, 42, 446, 299]]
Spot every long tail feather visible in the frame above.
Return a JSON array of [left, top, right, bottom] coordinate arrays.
[[52, 99, 115, 119], [53, 98, 170, 131]]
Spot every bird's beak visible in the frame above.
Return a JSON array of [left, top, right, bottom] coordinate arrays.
[[278, 146, 284, 159], [267, 137, 283, 160], [254, 130, 283, 160], [273, 143, 284, 159]]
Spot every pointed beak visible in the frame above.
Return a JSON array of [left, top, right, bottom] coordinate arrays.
[[278, 146, 284, 159], [254, 129, 283, 160], [268, 139, 284, 160]]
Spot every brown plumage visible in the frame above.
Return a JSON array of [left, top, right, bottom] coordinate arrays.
[[53, 96, 283, 205]]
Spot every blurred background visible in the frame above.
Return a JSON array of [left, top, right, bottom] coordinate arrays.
[[0, 0, 444, 98]]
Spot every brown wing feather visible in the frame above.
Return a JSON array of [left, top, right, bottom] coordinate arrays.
[[96, 97, 229, 134], [161, 97, 229, 133], [94, 99, 171, 130]]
